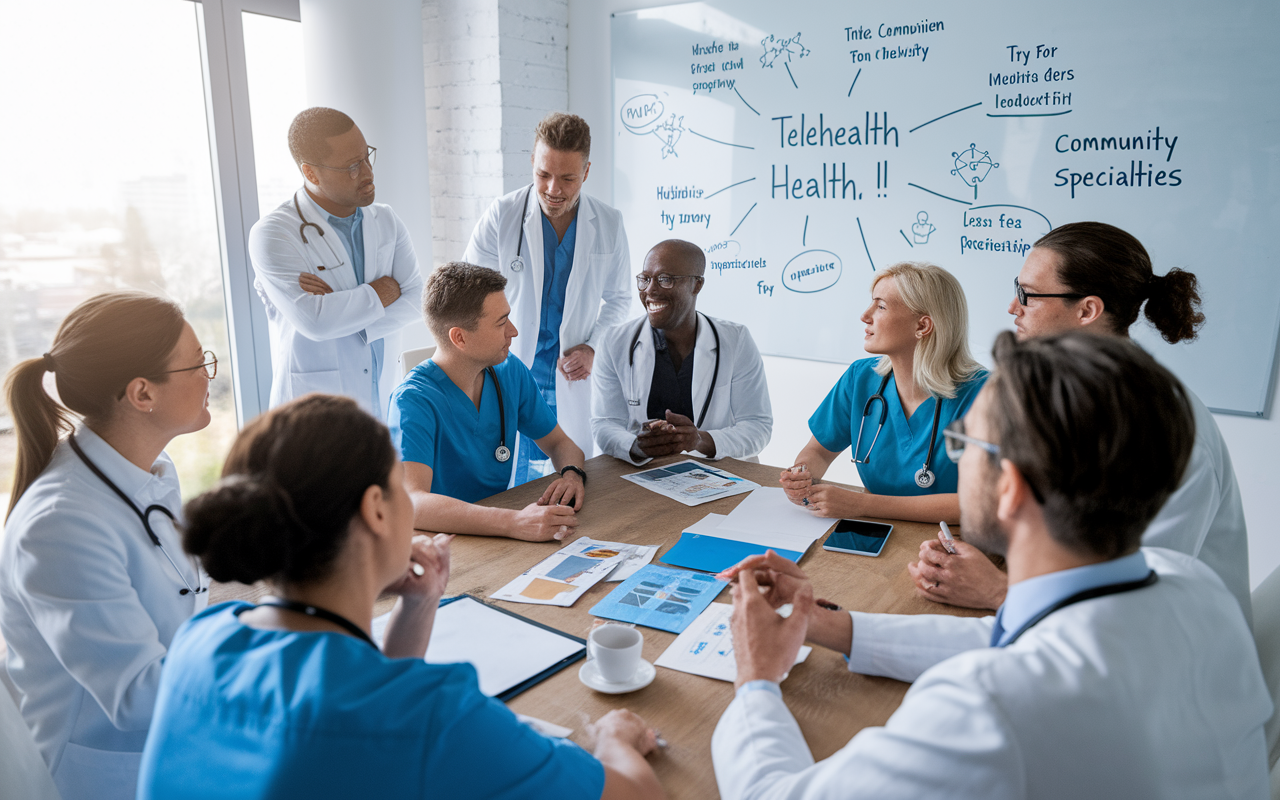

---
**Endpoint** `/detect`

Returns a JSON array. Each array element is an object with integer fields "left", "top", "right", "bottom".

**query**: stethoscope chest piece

[
  {"left": 495, "top": 445, "right": 512, "bottom": 463},
  {"left": 510, "top": 256, "right": 524, "bottom": 273},
  {"left": 914, "top": 467, "right": 936, "bottom": 489}
]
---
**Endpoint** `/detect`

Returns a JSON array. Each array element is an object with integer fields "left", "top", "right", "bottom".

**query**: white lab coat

[
  {"left": 591, "top": 313, "right": 773, "bottom": 464},
  {"left": 248, "top": 189, "right": 424, "bottom": 419},
  {"left": 0, "top": 427, "right": 207, "bottom": 800},
  {"left": 1143, "top": 387, "right": 1251, "bottom": 625},
  {"left": 711, "top": 547, "right": 1271, "bottom": 800},
  {"left": 463, "top": 186, "right": 632, "bottom": 457}
]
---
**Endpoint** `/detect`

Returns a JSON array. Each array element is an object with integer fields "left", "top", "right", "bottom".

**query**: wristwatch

[{"left": 560, "top": 464, "right": 588, "bottom": 484}]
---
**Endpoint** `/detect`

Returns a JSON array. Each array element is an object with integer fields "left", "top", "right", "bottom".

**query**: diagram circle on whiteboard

[{"left": 781, "top": 250, "right": 842, "bottom": 294}]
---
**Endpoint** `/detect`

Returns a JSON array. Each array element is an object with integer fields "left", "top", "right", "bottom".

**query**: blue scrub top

[
  {"left": 808, "top": 358, "right": 988, "bottom": 496},
  {"left": 138, "top": 602, "right": 605, "bottom": 800},
  {"left": 388, "top": 354, "right": 558, "bottom": 503},
  {"left": 328, "top": 206, "right": 384, "bottom": 412}
]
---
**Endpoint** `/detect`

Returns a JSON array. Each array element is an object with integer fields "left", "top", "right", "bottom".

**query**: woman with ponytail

[
  {"left": 911, "top": 221, "right": 1252, "bottom": 629},
  {"left": 138, "top": 394, "right": 667, "bottom": 800},
  {"left": 0, "top": 291, "right": 215, "bottom": 800}
]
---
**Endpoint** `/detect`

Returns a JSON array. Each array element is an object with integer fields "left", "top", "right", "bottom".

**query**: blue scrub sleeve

[
  {"left": 425, "top": 674, "right": 605, "bottom": 799},
  {"left": 513, "top": 362, "right": 559, "bottom": 441},
  {"left": 808, "top": 362, "right": 861, "bottom": 454},
  {"left": 388, "top": 384, "right": 439, "bottom": 470}
]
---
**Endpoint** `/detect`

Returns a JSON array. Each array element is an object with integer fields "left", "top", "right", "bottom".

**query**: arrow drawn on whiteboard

[
  {"left": 900, "top": 230, "right": 914, "bottom": 249},
  {"left": 733, "top": 87, "right": 760, "bottom": 116},
  {"left": 688, "top": 129, "right": 755, "bottom": 150},
  {"left": 802, "top": 215, "right": 809, "bottom": 247},
  {"left": 703, "top": 177, "right": 756, "bottom": 200},
  {"left": 907, "top": 182, "right": 972, "bottom": 206},
  {"left": 908, "top": 102, "right": 983, "bottom": 134},
  {"left": 847, "top": 69, "right": 862, "bottom": 97},
  {"left": 785, "top": 62, "right": 799, "bottom": 89},
  {"left": 857, "top": 218, "right": 875, "bottom": 272},
  {"left": 730, "top": 203, "right": 757, "bottom": 236}
]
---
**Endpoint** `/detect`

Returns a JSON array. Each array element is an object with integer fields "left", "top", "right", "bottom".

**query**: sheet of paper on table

[
  {"left": 655, "top": 602, "right": 811, "bottom": 683},
  {"left": 372, "top": 596, "right": 585, "bottom": 699},
  {"left": 491, "top": 537, "right": 629, "bottom": 606},
  {"left": 590, "top": 564, "right": 727, "bottom": 634},
  {"left": 602, "top": 541, "right": 660, "bottom": 582},
  {"left": 660, "top": 490, "right": 836, "bottom": 573},
  {"left": 620, "top": 459, "right": 759, "bottom": 506}
]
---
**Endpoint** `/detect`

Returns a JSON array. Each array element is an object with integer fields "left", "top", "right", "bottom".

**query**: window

[{"left": 0, "top": 0, "right": 235, "bottom": 507}]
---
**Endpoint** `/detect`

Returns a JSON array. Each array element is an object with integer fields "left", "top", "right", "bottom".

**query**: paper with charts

[
  {"left": 491, "top": 538, "right": 631, "bottom": 606},
  {"left": 621, "top": 459, "right": 759, "bottom": 506},
  {"left": 656, "top": 602, "right": 811, "bottom": 683},
  {"left": 590, "top": 564, "right": 727, "bottom": 634}
]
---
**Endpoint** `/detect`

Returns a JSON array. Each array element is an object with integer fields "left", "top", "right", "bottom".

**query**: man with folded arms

[
  {"left": 712, "top": 331, "right": 1270, "bottom": 799},
  {"left": 388, "top": 262, "right": 587, "bottom": 542},
  {"left": 591, "top": 239, "right": 771, "bottom": 464}
]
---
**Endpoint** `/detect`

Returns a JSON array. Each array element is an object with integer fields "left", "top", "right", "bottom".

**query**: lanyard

[
  {"left": 1001, "top": 570, "right": 1159, "bottom": 646},
  {"left": 256, "top": 597, "right": 378, "bottom": 651}
]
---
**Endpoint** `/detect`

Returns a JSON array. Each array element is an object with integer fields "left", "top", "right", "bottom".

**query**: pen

[
  {"left": 815, "top": 600, "right": 842, "bottom": 611},
  {"left": 938, "top": 521, "right": 958, "bottom": 555},
  {"left": 789, "top": 464, "right": 810, "bottom": 507}
]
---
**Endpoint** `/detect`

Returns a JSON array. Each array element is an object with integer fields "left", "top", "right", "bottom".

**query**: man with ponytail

[
  {"left": 912, "top": 221, "right": 1252, "bottom": 625},
  {"left": 1, "top": 292, "right": 215, "bottom": 800}
]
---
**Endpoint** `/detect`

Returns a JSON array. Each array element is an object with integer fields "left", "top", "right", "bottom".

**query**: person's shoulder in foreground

[{"left": 139, "top": 601, "right": 605, "bottom": 800}]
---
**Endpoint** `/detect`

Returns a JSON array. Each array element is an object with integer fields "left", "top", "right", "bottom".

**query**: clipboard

[{"left": 429, "top": 595, "right": 586, "bottom": 702}]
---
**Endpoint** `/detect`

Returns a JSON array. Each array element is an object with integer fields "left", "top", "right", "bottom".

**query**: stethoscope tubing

[
  {"left": 67, "top": 433, "right": 205, "bottom": 596},
  {"left": 486, "top": 365, "right": 510, "bottom": 462},
  {"left": 853, "top": 371, "right": 942, "bottom": 488},
  {"left": 293, "top": 190, "right": 347, "bottom": 272},
  {"left": 510, "top": 184, "right": 535, "bottom": 272},
  {"left": 627, "top": 313, "right": 720, "bottom": 429}
]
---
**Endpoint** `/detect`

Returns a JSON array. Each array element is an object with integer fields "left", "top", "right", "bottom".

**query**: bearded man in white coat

[
  {"left": 712, "top": 331, "right": 1271, "bottom": 800},
  {"left": 248, "top": 107, "right": 423, "bottom": 419},
  {"left": 592, "top": 239, "right": 772, "bottom": 464},
  {"left": 463, "top": 112, "right": 631, "bottom": 483}
]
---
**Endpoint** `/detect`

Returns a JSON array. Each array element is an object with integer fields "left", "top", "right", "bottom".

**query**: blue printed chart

[{"left": 611, "top": 0, "right": 1280, "bottom": 415}]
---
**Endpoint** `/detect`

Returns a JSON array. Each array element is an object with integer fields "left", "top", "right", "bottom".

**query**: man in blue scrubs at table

[{"left": 389, "top": 262, "right": 589, "bottom": 541}]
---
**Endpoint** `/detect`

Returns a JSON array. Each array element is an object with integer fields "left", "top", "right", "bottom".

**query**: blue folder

[{"left": 659, "top": 532, "right": 805, "bottom": 574}]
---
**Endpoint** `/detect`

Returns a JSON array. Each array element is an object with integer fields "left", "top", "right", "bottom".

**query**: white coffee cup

[{"left": 588, "top": 624, "right": 644, "bottom": 683}]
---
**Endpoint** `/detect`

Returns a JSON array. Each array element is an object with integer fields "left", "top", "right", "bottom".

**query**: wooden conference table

[{"left": 212, "top": 455, "right": 985, "bottom": 799}]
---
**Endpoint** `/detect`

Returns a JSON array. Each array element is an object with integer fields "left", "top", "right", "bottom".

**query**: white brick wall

[{"left": 422, "top": 0, "right": 569, "bottom": 264}]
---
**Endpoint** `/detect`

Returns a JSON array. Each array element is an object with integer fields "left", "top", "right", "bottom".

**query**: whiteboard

[{"left": 611, "top": 0, "right": 1280, "bottom": 416}]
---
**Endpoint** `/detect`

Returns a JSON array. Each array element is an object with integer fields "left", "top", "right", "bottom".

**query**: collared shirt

[
  {"left": 990, "top": 550, "right": 1151, "bottom": 647},
  {"left": 138, "top": 602, "right": 605, "bottom": 799},
  {"left": 0, "top": 425, "right": 205, "bottom": 800},
  {"left": 388, "top": 354, "right": 558, "bottom": 503},
  {"left": 646, "top": 326, "right": 695, "bottom": 421},
  {"left": 328, "top": 206, "right": 384, "bottom": 412},
  {"left": 808, "top": 358, "right": 987, "bottom": 496}
]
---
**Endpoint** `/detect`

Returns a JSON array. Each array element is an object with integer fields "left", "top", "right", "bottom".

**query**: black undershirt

[{"left": 647, "top": 327, "right": 695, "bottom": 421}]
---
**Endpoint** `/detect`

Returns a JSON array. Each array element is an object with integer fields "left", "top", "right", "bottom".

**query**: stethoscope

[
  {"left": 293, "top": 191, "right": 347, "bottom": 272},
  {"left": 853, "top": 371, "right": 943, "bottom": 489},
  {"left": 67, "top": 433, "right": 206, "bottom": 597},
  {"left": 486, "top": 365, "right": 511, "bottom": 462},
  {"left": 626, "top": 313, "right": 720, "bottom": 429},
  {"left": 508, "top": 184, "right": 534, "bottom": 273}
]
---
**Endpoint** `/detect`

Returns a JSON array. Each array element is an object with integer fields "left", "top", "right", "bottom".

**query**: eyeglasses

[
  {"left": 151, "top": 350, "right": 218, "bottom": 380},
  {"left": 943, "top": 419, "right": 1000, "bottom": 463},
  {"left": 1014, "top": 276, "right": 1083, "bottom": 306},
  {"left": 305, "top": 146, "right": 377, "bottom": 179},
  {"left": 636, "top": 273, "right": 703, "bottom": 290}
]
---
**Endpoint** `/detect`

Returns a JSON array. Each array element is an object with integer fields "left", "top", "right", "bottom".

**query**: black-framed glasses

[
  {"left": 305, "top": 146, "right": 376, "bottom": 179},
  {"left": 943, "top": 419, "right": 1000, "bottom": 463},
  {"left": 636, "top": 273, "right": 703, "bottom": 290},
  {"left": 1014, "top": 276, "right": 1084, "bottom": 306},
  {"left": 151, "top": 350, "right": 217, "bottom": 380}
]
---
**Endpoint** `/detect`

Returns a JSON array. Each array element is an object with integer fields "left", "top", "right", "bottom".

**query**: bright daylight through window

[{"left": 0, "top": 0, "right": 234, "bottom": 510}]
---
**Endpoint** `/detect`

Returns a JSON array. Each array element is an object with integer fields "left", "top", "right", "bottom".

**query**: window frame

[{"left": 194, "top": 0, "right": 300, "bottom": 426}]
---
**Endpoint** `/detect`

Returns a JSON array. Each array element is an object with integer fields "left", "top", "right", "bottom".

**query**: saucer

[{"left": 578, "top": 658, "right": 656, "bottom": 694}]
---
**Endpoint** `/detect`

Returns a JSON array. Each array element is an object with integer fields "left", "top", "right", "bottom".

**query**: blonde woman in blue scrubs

[{"left": 781, "top": 263, "right": 986, "bottom": 524}]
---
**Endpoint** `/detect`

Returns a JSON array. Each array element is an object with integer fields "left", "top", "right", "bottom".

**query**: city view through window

[{"left": 0, "top": 0, "right": 236, "bottom": 513}]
